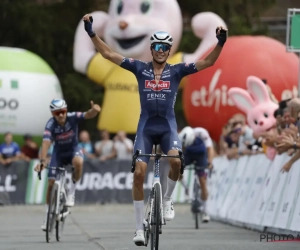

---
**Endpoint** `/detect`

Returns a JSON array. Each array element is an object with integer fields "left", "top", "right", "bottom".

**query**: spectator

[
  {"left": 283, "top": 108, "right": 293, "bottom": 128},
  {"left": 225, "top": 121, "right": 256, "bottom": 159},
  {"left": 114, "top": 131, "right": 133, "bottom": 160},
  {"left": 78, "top": 130, "right": 95, "bottom": 160},
  {"left": 20, "top": 134, "right": 39, "bottom": 161},
  {"left": 94, "top": 129, "right": 116, "bottom": 161},
  {"left": 0, "top": 132, "right": 21, "bottom": 165},
  {"left": 276, "top": 98, "right": 300, "bottom": 172}
]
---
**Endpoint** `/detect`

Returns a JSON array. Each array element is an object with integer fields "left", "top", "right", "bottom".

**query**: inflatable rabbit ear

[
  {"left": 246, "top": 76, "right": 270, "bottom": 104},
  {"left": 228, "top": 87, "right": 256, "bottom": 114}
]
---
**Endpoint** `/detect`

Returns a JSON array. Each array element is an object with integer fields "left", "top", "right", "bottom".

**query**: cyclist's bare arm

[
  {"left": 34, "top": 140, "right": 51, "bottom": 172},
  {"left": 83, "top": 14, "right": 124, "bottom": 66},
  {"left": 195, "top": 44, "right": 222, "bottom": 71},
  {"left": 195, "top": 26, "right": 226, "bottom": 71},
  {"left": 39, "top": 140, "right": 51, "bottom": 164}
]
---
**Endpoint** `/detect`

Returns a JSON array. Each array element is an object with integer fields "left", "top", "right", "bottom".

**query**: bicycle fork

[{"left": 54, "top": 178, "right": 70, "bottom": 221}]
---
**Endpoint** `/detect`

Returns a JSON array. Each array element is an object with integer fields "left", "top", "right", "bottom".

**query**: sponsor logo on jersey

[
  {"left": 56, "top": 130, "right": 74, "bottom": 140},
  {"left": 145, "top": 80, "right": 170, "bottom": 91},
  {"left": 147, "top": 93, "right": 166, "bottom": 100},
  {"left": 43, "top": 130, "right": 51, "bottom": 136}
]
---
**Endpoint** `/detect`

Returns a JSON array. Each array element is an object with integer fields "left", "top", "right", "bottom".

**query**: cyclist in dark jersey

[
  {"left": 34, "top": 98, "right": 100, "bottom": 231},
  {"left": 82, "top": 13, "right": 227, "bottom": 246}
]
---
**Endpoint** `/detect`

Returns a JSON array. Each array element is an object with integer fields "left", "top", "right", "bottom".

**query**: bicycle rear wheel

[
  {"left": 151, "top": 183, "right": 161, "bottom": 250},
  {"left": 192, "top": 177, "right": 200, "bottom": 230},
  {"left": 46, "top": 184, "right": 57, "bottom": 243},
  {"left": 195, "top": 212, "right": 199, "bottom": 229}
]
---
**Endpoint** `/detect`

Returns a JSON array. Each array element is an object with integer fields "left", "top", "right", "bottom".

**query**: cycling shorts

[{"left": 133, "top": 116, "right": 182, "bottom": 164}]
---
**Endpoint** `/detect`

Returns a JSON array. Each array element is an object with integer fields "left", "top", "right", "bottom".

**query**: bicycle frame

[
  {"left": 53, "top": 166, "right": 70, "bottom": 221},
  {"left": 149, "top": 152, "right": 165, "bottom": 228}
]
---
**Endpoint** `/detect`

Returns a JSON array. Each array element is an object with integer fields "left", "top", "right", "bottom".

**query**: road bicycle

[
  {"left": 38, "top": 164, "right": 71, "bottom": 243},
  {"left": 131, "top": 144, "right": 185, "bottom": 250}
]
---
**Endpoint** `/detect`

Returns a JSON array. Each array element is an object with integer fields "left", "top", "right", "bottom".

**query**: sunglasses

[
  {"left": 52, "top": 109, "right": 67, "bottom": 116},
  {"left": 151, "top": 43, "right": 171, "bottom": 52},
  {"left": 233, "top": 128, "right": 242, "bottom": 133}
]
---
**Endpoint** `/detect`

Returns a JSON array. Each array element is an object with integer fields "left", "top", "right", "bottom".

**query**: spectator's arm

[
  {"left": 226, "top": 147, "right": 239, "bottom": 160},
  {"left": 0, "top": 153, "right": 5, "bottom": 165},
  {"left": 94, "top": 142, "right": 103, "bottom": 156},
  {"left": 107, "top": 145, "right": 117, "bottom": 160},
  {"left": 124, "top": 139, "right": 133, "bottom": 153},
  {"left": 7, "top": 144, "right": 22, "bottom": 163},
  {"left": 101, "top": 145, "right": 117, "bottom": 161},
  {"left": 281, "top": 150, "right": 300, "bottom": 172},
  {"left": 19, "top": 152, "right": 31, "bottom": 162},
  {"left": 83, "top": 150, "right": 95, "bottom": 159}
]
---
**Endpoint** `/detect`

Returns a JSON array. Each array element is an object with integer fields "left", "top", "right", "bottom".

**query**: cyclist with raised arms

[
  {"left": 34, "top": 98, "right": 101, "bottom": 231},
  {"left": 82, "top": 14, "right": 227, "bottom": 246}
]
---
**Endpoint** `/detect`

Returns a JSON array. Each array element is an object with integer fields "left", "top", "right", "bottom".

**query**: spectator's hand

[
  {"left": 276, "top": 134, "right": 294, "bottom": 152},
  {"left": 99, "top": 155, "right": 107, "bottom": 161},
  {"left": 27, "top": 141, "right": 37, "bottom": 149},
  {"left": 287, "top": 148, "right": 295, "bottom": 156},
  {"left": 283, "top": 127, "right": 298, "bottom": 138},
  {"left": 5, "top": 158, "right": 12, "bottom": 164},
  {"left": 264, "top": 134, "right": 277, "bottom": 146},
  {"left": 281, "top": 161, "right": 293, "bottom": 173}
]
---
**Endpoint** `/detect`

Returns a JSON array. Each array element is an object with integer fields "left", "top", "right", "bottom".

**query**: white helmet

[
  {"left": 49, "top": 98, "right": 67, "bottom": 112},
  {"left": 150, "top": 31, "right": 173, "bottom": 46},
  {"left": 178, "top": 126, "right": 195, "bottom": 147}
]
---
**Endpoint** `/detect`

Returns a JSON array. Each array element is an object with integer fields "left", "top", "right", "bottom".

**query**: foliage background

[{"left": 0, "top": 0, "right": 276, "bottom": 141}]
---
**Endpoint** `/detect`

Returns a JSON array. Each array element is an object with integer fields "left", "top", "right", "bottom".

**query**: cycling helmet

[
  {"left": 49, "top": 98, "right": 67, "bottom": 112},
  {"left": 178, "top": 126, "right": 195, "bottom": 147},
  {"left": 150, "top": 31, "right": 173, "bottom": 46}
]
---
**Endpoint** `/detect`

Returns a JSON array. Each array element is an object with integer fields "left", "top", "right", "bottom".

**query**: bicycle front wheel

[
  {"left": 56, "top": 193, "right": 67, "bottom": 241},
  {"left": 46, "top": 184, "right": 58, "bottom": 243},
  {"left": 151, "top": 183, "right": 161, "bottom": 250}
]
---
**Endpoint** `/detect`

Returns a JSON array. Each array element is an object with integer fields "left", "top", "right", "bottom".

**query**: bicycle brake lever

[
  {"left": 131, "top": 150, "right": 140, "bottom": 173},
  {"left": 178, "top": 151, "right": 185, "bottom": 174},
  {"left": 37, "top": 171, "right": 41, "bottom": 180}
]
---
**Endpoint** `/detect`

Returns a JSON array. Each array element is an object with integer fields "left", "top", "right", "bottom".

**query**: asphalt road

[{"left": 0, "top": 204, "right": 299, "bottom": 250}]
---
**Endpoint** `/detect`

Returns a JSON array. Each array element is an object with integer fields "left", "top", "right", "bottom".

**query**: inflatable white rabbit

[
  {"left": 73, "top": 0, "right": 227, "bottom": 134},
  {"left": 228, "top": 76, "right": 279, "bottom": 134}
]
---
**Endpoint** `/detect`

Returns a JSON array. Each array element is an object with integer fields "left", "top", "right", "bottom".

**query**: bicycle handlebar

[
  {"left": 131, "top": 150, "right": 185, "bottom": 174},
  {"left": 37, "top": 165, "right": 68, "bottom": 181}
]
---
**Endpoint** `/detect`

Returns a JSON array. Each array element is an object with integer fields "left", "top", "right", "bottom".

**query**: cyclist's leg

[
  {"left": 196, "top": 164, "right": 210, "bottom": 222},
  {"left": 160, "top": 119, "right": 182, "bottom": 221},
  {"left": 132, "top": 120, "right": 152, "bottom": 244},
  {"left": 41, "top": 154, "right": 57, "bottom": 230},
  {"left": 179, "top": 153, "right": 193, "bottom": 198},
  {"left": 66, "top": 148, "right": 84, "bottom": 207}
]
